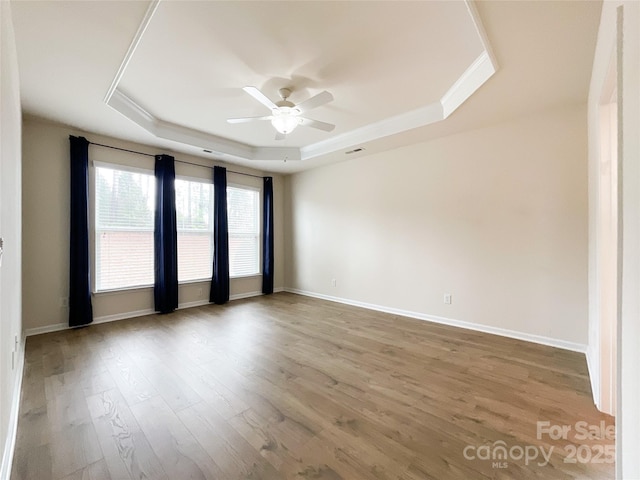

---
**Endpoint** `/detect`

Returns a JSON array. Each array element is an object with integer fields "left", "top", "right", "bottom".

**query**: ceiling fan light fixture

[
  {"left": 228, "top": 86, "right": 334, "bottom": 136},
  {"left": 271, "top": 107, "right": 301, "bottom": 134}
]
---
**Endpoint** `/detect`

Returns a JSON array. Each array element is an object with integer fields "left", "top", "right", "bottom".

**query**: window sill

[
  {"left": 93, "top": 275, "right": 262, "bottom": 295},
  {"left": 178, "top": 279, "right": 211, "bottom": 285},
  {"left": 230, "top": 273, "right": 262, "bottom": 280},
  {"left": 93, "top": 285, "right": 153, "bottom": 296}
]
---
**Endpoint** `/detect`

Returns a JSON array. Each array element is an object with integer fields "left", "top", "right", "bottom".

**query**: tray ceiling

[{"left": 10, "top": 1, "right": 602, "bottom": 173}]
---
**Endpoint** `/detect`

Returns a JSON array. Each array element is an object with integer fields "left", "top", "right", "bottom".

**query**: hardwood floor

[{"left": 12, "top": 293, "right": 614, "bottom": 479}]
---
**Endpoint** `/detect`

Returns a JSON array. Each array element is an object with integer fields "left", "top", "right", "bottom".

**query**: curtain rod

[{"left": 88, "top": 141, "right": 267, "bottom": 179}]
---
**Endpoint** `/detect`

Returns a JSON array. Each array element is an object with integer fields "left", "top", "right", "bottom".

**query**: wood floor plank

[
  {"left": 11, "top": 444, "right": 52, "bottom": 480},
  {"left": 58, "top": 458, "right": 111, "bottom": 480},
  {"left": 115, "top": 331, "right": 203, "bottom": 413},
  {"left": 129, "top": 396, "right": 226, "bottom": 479},
  {"left": 49, "top": 421, "right": 103, "bottom": 479},
  {"left": 227, "top": 407, "right": 305, "bottom": 471},
  {"left": 86, "top": 388, "right": 168, "bottom": 480},
  {"left": 12, "top": 293, "right": 614, "bottom": 480},
  {"left": 178, "top": 401, "right": 283, "bottom": 479},
  {"left": 160, "top": 353, "right": 251, "bottom": 419},
  {"left": 97, "top": 343, "right": 158, "bottom": 406}
]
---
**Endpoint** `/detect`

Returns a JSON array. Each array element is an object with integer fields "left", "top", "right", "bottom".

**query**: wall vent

[{"left": 345, "top": 147, "right": 365, "bottom": 154}]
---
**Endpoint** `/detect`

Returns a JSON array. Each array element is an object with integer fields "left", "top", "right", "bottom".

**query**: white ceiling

[{"left": 11, "top": 0, "right": 601, "bottom": 174}]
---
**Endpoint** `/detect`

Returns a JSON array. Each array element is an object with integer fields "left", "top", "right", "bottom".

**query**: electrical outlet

[
  {"left": 331, "top": 278, "right": 337, "bottom": 287},
  {"left": 60, "top": 297, "right": 68, "bottom": 308},
  {"left": 444, "top": 294, "right": 452, "bottom": 305}
]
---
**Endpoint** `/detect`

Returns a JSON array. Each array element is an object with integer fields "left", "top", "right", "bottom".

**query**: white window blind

[
  {"left": 95, "top": 165, "right": 155, "bottom": 291},
  {"left": 176, "top": 178, "right": 213, "bottom": 282},
  {"left": 227, "top": 186, "right": 260, "bottom": 277}
]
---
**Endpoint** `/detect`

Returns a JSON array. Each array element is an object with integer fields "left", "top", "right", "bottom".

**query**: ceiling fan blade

[
  {"left": 295, "top": 91, "right": 333, "bottom": 113},
  {"left": 274, "top": 132, "right": 286, "bottom": 141},
  {"left": 227, "top": 116, "right": 272, "bottom": 124},
  {"left": 300, "top": 117, "right": 335, "bottom": 132},
  {"left": 242, "top": 86, "right": 278, "bottom": 111}
]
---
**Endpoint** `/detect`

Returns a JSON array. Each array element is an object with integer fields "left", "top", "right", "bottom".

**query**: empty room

[{"left": 1, "top": 0, "right": 639, "bottom": 479}]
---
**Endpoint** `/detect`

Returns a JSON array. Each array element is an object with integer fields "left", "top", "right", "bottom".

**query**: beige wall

[
  {"left": 286, "top": 104, "right": 589, "bottom": 346},
  {"left": 22, "top": 117, "right": 285, "bottom": 333},
  {"left": 0, "top": 1, "right": 23, "bottom": 476}
]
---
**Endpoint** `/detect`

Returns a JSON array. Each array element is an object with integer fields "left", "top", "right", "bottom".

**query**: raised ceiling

[{"left": 11, "top": 1, "right": 602, "bottom": 173}]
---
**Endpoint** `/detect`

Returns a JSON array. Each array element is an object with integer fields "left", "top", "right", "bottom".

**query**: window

[
  {"left": 95, "top": 165, "right": 155, "bottom": 291},
  {"left": 227, "top": 185, "right": 260, "bottom": 277},
  {"left": 94, "top": 166, "right": 260, "bottom": 290},
  {"left": 176, "top": 178, "right": 213, "bottom": 282}
]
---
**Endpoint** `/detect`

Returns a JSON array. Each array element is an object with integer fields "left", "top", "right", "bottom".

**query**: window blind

[
  {"left": 95, "top": 165, "right": 155, "bottom": 291},
  {"left": 227, "top": 186, "right": 260, "bottom": 277},
  {"left": 175, "top": 178, "right": 214, "bottom": 282}
]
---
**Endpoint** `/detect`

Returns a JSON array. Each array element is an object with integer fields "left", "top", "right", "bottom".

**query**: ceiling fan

[{"left": 227, "top": 86, "right": 335, "bottom": 139}]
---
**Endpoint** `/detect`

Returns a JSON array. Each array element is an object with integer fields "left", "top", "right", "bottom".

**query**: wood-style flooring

[{"left": 11, "top": 292, "right": 614, "bottom": 479}]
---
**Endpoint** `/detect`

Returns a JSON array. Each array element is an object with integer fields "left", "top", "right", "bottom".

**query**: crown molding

[
  {"left": 104, "top": 0, "right": 161, "bottom": 104},
  {"left": 440, "top": 51, "right": 495, "bottom": 118},
  {"left": 105, "top": 0, "right": 497, "bottom": 163},
  {"left": 108, "top": 89, "right": 301, "bottom": 162},
  {"left": 300, "top": 101, "right": 444, "bottom": 161}
]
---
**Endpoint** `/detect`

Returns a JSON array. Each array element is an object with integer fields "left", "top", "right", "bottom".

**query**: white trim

[
  {"left": 93, "top": 160, "right": 154, "bottom": 177},
  {"left": 284, "top": 288, "right": 588, "bottom": 353},
  {"left": 230, "top": 273, "right": 261, "bottom": 280},
  {"left": 178, "top": 299, "right": 210, "bottom": 309},
  {"left": 175, "top": 173, "right": 213, "bottom": 185},
  {"left": 108, "top": 89, "right": 157, "bottom": 131},
  {"left": 440, "top": 51, "right": 496, "bottom": 118},
  {"left": 93, "top": 308, "right": 155, "bottom": 325},
  {"left": 103, "top": 0, "right": 162, "bottom": 103},
  {"left": 586, "top": 345, "right": 601, "bottom": 409},
  {"left": 24, "top": 323, "right": 68, "bottom": 337},
  {"left": 23, "top": 289, "right": 286, "bottom": 337},
  {"left": 465, "top": 0, "right": 498, "bottom": 70},
  {"left": 23, "top": 308, "right": 156, "bottom": 337},
  {"left": 229, "top": 288, "right": 284, "bottom": 300},
  {"left": 0, "top": 335, "right": 25, "bottom": 480},
  {"left": 230, "top": 291, "right": 263, "bottom": 301},
  {"left": 300, "top": 101, "right": 444, "bottom": 161},
  {"left": 103, "top": 0, "right": 497, "bottom": 164}
]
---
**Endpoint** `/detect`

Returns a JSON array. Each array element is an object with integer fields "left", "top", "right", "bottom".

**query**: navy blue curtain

[
  {"left": 69, "top": 136, "right": 93, "bottom": 327},
  {"left": 154, "top": 155, "right": 178, "bottom": 314},
  {"left": 262, "top": 177, "right": 274, "bottom": 294},
  {"left": 210, "top": 166, "right": 229, "bottom": 304}
]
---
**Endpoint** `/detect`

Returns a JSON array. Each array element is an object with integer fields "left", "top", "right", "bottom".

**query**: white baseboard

[
  {"left": 284, "top": 288, "right": 588, "bottom": 353},
  {"left": 230, "top": 287, "right": 284, "bottom": 301},
  {"left": 24, "top": 288, "right": 285, "bottom": 337},
  {"left": 24, "top": 322, "right": 68, "bottom": 337},
  {"left": 23, "top": 308, "right": 156, "bottom": 337},
  {"left": 94, "top": 308, "right": 156, "bottom": 325},
  {"left": 230, "top": 291, "right": 263, "bottom": 301},
  {"left": 178, "top": 299, "right": 210, "bottom": 309},
  {"left": 586, "top": 345, "right": 601, "bottom": 410},
  {"left": 0, "top": 335, "right": 25, "bottom": 480}
]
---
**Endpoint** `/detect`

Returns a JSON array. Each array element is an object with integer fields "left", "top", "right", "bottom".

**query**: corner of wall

[
  {"left": 0, "top": 1, "right": 24, "bottom": 478},
  {"left": 282, "top": 174, "right": 293, "bottom": 289}
]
